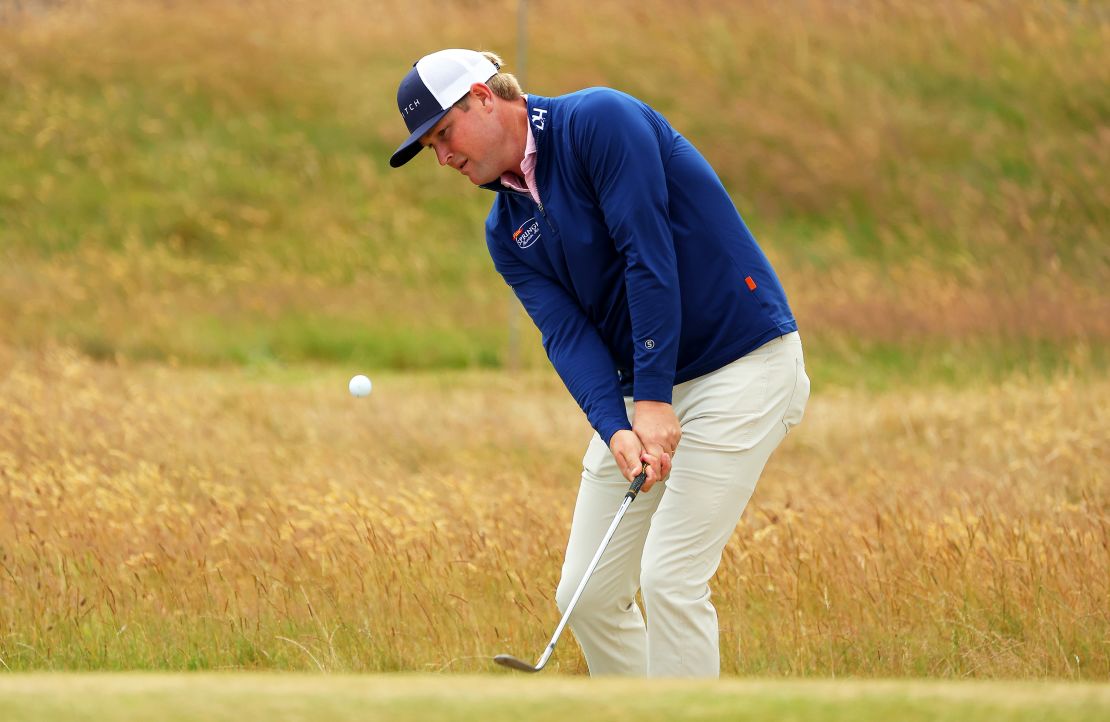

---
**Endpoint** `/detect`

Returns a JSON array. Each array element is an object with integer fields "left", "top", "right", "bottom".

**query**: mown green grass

[
  {"left": 812, "top": 337, "right": 1108, "bottom": 391},
  {"left": 0, "top": 675, "right": 1108, "bottom": 722}
]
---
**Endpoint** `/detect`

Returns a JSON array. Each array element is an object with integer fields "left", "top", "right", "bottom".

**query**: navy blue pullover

[{"left": 483, "top": 88, "right": 797, "bottom": 445}]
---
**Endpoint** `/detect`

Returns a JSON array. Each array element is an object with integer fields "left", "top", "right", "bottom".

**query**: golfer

[{"left": 390, "top": 49, "right": 809, "bottom": 677}]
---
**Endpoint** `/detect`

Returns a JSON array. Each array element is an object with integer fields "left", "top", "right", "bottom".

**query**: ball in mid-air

[{"left": 348, "top": 374, "right": 372, "bottom": 398}]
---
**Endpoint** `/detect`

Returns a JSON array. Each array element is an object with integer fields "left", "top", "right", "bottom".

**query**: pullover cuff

[{"left": 632, "top": 372, "right": 675, "bottom": 404}]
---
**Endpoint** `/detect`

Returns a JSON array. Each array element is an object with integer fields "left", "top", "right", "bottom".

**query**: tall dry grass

[{"left": 0, "top": 344, "right": 1106, "bottom": 676}]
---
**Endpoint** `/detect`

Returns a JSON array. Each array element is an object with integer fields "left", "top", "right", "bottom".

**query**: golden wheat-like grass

[{"left": 0, "top": 345, "right": 1106, "bottom": 676}]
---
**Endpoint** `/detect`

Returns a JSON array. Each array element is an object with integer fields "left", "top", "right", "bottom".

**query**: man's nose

[{"left": 434, "top": 145, "right": 451, "bottom": 166}]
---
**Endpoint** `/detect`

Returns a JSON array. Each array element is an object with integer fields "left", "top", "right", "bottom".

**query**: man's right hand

[{"left": 609, "top": 429, "right": 670, "bottom": 493}]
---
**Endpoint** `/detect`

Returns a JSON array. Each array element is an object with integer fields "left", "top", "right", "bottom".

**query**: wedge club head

[{"left": 493, "top": 653, "right": 542, "bottom": 673}]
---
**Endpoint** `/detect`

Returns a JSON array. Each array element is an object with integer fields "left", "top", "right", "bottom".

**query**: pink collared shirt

[{"left": 499, "top": 97, "right": 541, "bottom": 205}]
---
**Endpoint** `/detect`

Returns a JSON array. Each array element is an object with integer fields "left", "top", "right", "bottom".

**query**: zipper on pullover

[
  {"left": 536, "top": 199, "right": 559, "bottom": 236},
  {"left": 510, "top": 188, "right": 555, "bottom": 235}
]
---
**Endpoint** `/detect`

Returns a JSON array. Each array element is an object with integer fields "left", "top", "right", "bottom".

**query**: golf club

[{"left": 493, "top": 463, "right": 650, "bottom": 673}]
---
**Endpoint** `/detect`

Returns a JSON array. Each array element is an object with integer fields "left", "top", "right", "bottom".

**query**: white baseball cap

[{"left": 390, "top": 49, "right": 500, "bottom": 168}]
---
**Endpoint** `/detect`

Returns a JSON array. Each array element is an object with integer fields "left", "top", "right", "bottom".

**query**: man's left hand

[{"left": 633, "top": 400, "right": 681, "bottom": 490}]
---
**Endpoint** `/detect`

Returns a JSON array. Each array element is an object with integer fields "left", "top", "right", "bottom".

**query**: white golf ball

[{"left": 348, "top": 374, "right": 372, "bottom": 398}]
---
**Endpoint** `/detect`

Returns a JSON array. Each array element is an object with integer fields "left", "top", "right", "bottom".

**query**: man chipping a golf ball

[{"left": 389, "top": 49, "right": 809, "bottom": 677}]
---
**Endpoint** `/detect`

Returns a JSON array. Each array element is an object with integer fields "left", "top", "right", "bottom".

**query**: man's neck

[{"left": 506, "top": 97, "right": 530, "bottom": 178}]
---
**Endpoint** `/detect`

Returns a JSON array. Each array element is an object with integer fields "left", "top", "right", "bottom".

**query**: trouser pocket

[{"left": 781, "top": 355, "right": 810, "bottom": 434}]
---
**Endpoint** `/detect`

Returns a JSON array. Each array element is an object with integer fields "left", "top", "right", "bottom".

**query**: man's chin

[{"left": 468, "top": 171, "right": 496, "bottom": 186}]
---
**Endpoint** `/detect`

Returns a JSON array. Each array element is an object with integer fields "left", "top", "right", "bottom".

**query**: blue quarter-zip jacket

[{"left": 482, "top": 88, "right": 797, "bottom": 445}]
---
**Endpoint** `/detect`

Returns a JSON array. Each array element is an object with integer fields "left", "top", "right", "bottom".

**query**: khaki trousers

[{"left": 555, "top": 331, "right": 809, "bottom": 677}]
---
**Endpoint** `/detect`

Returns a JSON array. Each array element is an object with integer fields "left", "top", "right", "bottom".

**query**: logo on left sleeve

[
  {"left": 512, "top": 218, "right": 541, "bottom": 249},
  {"left": 531, "top": 107, "right": 547, "bottom": 131}
]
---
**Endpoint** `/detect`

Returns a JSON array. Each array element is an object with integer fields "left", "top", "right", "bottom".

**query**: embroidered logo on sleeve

[
  {"left": 531, "top": 107, "right": 547, "bottom": 132},
  {"left": 512, "top": 218, "right": 541, "bottom": 249}
]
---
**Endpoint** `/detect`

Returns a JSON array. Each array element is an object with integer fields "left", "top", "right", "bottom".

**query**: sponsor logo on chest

[{"left": 512, "top": 218, "right": 541, "bottom": 249}]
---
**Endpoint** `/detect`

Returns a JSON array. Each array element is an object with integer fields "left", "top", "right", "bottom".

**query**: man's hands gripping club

[{"left": 609, "top": 400, "right": 681, "bottom": 493}]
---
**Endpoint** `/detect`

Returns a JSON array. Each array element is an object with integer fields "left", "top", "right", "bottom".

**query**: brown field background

[
  {"left": 1, "top": 345, "right": 1106, "bottom": 676},
  {"left": 1, "top": 0, "right": 1107, "bottom": 371}
]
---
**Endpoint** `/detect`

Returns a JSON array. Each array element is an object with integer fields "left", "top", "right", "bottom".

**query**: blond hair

[
  {"left": 453, "top": 50, "right": 523, "bottom": 110},
  {"left": 479, "top": 51, "right": 524, "bottom": 100}
]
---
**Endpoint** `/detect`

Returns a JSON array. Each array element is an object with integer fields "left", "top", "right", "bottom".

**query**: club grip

[{"left": 626, "top": 464, "right": 649, "bottom": 500}]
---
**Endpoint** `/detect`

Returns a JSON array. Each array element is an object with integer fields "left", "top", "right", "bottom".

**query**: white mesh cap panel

[{"left": 415, "top": 49, "right": 499, "bottom": 108}]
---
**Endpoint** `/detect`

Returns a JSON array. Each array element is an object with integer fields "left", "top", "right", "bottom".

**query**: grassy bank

[{"left": 0, "top": 0, "right": 1106, "bottom": 380}]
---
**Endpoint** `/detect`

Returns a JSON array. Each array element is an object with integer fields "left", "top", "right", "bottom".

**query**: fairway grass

[{"left": 1, "top": 674, "right": 1108, "bottom": 722}]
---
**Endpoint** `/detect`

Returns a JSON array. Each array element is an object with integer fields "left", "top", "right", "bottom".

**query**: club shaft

[{"left": 532, "top": 487, "right": 638, "bottom": 670}]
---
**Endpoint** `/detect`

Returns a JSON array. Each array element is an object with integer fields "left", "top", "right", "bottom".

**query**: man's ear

[{"left": 470, "top": 82, "right": 495, "bottom": 110}]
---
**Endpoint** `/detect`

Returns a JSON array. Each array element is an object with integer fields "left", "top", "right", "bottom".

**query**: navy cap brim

[{"left": 389, "top": 107, "right": 450, "bottom": 168}]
